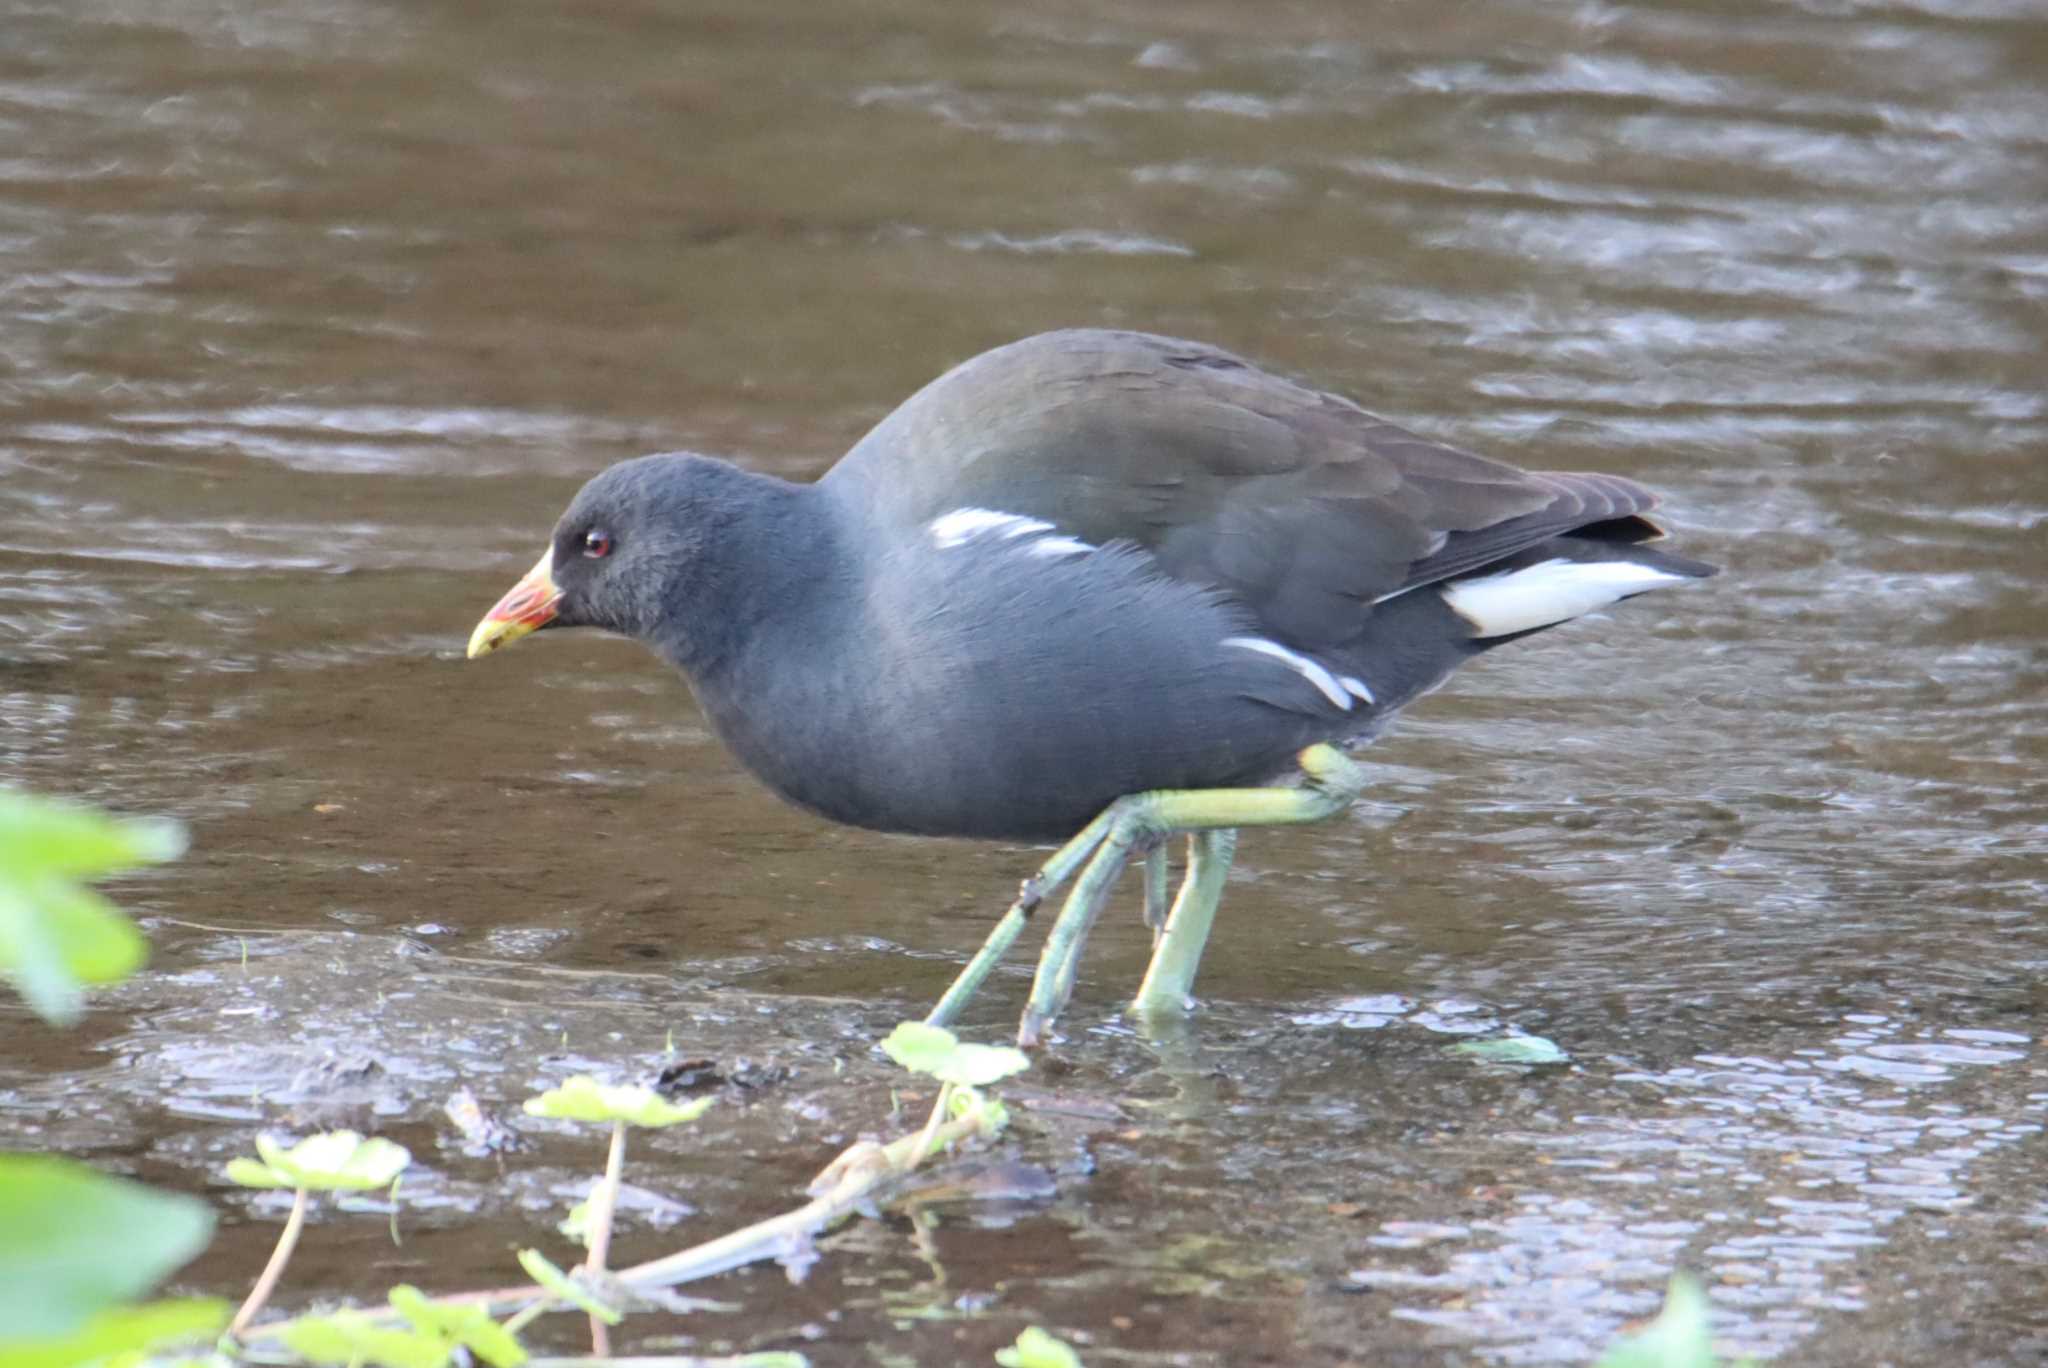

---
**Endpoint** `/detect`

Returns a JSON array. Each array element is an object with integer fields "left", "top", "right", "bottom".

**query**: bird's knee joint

[{"left": 1107, "top": 804, "right": 1163, "bottom": 847}]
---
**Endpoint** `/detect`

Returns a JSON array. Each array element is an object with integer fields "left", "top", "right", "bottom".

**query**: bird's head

[{"left": 466, "top": 453, "right": 729, "bottom": 659}]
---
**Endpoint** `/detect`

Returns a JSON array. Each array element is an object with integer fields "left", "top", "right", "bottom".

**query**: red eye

[{"left": 581, "top": 529, "right": 612, "bottom": 559}]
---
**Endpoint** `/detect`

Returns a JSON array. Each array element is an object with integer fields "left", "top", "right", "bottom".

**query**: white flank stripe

[
  {"left": 1440, "top": 558, "right": 1689, "bottom": 637},
  {"left": 929, "top": 508, "right": 1053, "bottom": 549},
  {"left": 1222, "top": 636, "right": 1353, "bottom": 710},
  {"left": 1026, "top": 535, "right": 1093, "bottom": 558},
  {"left": 1339, "top": 675, "right": 1376, "bottom": 704}
]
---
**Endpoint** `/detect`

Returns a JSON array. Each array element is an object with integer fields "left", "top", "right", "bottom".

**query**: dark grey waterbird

[{"left": 468, "top": 329, "right": 1714, "bottom": 1043}]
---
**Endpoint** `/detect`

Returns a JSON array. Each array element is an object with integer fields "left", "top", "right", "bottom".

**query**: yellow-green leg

[
  {"left": 925, "top": 743, "right": 1369, "bottom": 1044},
  {"left": 1140, "top": 838, "right": 1171, "bottom": 937},
  {"left": 923, "top": 805, "right": 1124, "bottom": 1029},
  {"left": 1029, "top": 830, "right": 1215, "bottom": 1029},
  {"left": 1131, "top": 828, "right": 1239, "bottom": 1016},
  {"left": 1016, "top": 805, "right": 1158, "bottom": 1045}
]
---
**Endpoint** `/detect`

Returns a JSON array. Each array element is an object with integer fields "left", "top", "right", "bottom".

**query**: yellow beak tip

[{"left": 466, "top": 616, "right": 531, "bottom": 659}]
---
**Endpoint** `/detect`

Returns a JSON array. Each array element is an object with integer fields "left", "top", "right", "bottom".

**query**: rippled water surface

[{"left": 3, "top": 1, "right": 2045, "bottom": 1363}]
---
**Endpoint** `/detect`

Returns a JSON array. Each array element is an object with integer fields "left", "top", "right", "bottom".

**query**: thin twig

[{"left": 228, "top": 1186, "right": 310, "bottom": 1337}]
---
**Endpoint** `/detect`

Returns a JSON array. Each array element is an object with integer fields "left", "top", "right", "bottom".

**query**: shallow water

[{"left": 3, "top": 0, "right": 2045, "bottom": 1362}]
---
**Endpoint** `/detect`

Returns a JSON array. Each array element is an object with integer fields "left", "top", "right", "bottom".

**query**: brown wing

[{"left": 825, "top": 329, "right": 1664, "bottom": 647}]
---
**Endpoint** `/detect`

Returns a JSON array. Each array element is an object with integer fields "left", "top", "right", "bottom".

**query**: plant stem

[
  {"left": 240, "top": 1088, "right": 1004, "bottom": 1341},
  {"left": 585, "top": 1119, "right": 629, "bottom": 1356},
  {"left": 228, "top": 1186, "right": 310, "bottom": 1338},
  {"left": 587, "top": 1119, "right": 628, "bottom": 1272},
  {"left": 907, "top": 1082, "right": 953, "bottom": 1171},
  {"left": 618, "top": 1100, "right": 992, "bottom": 1290}
]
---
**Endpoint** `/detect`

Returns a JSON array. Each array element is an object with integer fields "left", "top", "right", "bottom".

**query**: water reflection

[{"left": 1343, "top": 1010, "right": 2038, "bottom": 1360}]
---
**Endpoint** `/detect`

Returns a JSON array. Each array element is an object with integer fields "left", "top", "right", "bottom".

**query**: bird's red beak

[{"left": 467, "top": 548, "right": 561, "bottom": 658}]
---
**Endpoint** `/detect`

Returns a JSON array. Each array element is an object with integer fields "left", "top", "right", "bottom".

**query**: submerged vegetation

[{"left": 2, "top": 788, "right": 1743, "bottom": 1367}]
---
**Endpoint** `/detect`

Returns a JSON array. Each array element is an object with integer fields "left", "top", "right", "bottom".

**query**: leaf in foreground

[
  {"left": 224, "top": 1131, "right": 412, "bottom": 1191},
  {"left": 0, "top": 790, "right": 181, "bottom": 1024},
  {"left": 282, "top": 1312, "right": 450, "bottom": 1368},
  {"left": 881, "top": 1021, "right": 1031, "bottom": 1088},
  {"left": 995, "top": 1325, "right": 1085, "bottom": 1368},
  {"left": 0, "top": 1297, "right": 227, "bottom": 1367},
  {"left": 0, "top": 790, "right": 187, "bottom": 877},
  {"left": 1594, "top": 1275, "right": 1745, "bottom": 1368},
  {"left": 389, "top": 1284, "right": 526, "bottom": 1368},
  {"left": 0, "top": 1154, "right": 217, "bottom": 1341},
  {"left": 523, "top": 1074, "right": 715, "bottom": 1128},
  {"left": 516, "top": 1249, "right": 623, "bottom": 1325}
]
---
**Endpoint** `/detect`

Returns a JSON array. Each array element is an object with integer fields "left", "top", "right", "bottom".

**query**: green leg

[
  {"left": 924, "top": 805, "right": 1123, "bottom": 1028},
  {"left": 1130, "top": 828, "right": 1239, "bottom": 1017},
  {"left": 928, "top": 744, "right": 1369, "bottom": 1041},
  {"left": 1141, "top": 839, "right": 1171, "bottom": 939},
  {"left": 1014, "top": 744, "right": 1369, "bottom": 1044},
  {"left": 1016, "top": 811, "right": 1144, "bottom": 1045}
]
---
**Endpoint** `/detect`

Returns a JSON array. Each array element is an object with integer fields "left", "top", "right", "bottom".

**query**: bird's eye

[{"left": 581, "top": 529, "right": 613, "bottom": 559}]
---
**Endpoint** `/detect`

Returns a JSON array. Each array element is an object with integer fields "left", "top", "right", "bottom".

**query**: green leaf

[
  {"left": 515, "top": 1249, "right": 622, "bottom": 1326},
  {"left": 995, "top": 1325, "right": 1084, "bottom": 1368},
  {"left": 1452, "top": 1034, "right": 1570, "bottom": 1065},
  {"left": 556, "top": 1198, "right": 592, "bottom": 1246},
  {"left": 0, "top": 1297, "right": 228, "bottom": 1367},
  {"left": 388, "top": 1285, "right": 527, "bottom": 1368},
  {"left": 949, "top": 1084, "right": 1010, "bottom": 1135},
  {"left": 0, "top": 790, "right": 181, "bottom": 1024},
  {"left": 880, "top": 1022, "right": 1030, "bottom": 1088},
  {"left": 0, "top": 1155, "right": 216, "bottom": 1342},
  {"left": 0, "top": 790, "right": 186, "bottom": 879},
  {"left": 0, "top": 872, "right": 151, "bottom": 1027},
  {"left": 224, "top": 1131, "right": 411, "bottom": 1191},
  {"left": 522, "top": 1075, "right": 715, "bottom": 1128},
  {"left": 282, "top": 1311, "right": 451, "bottom": 1368},
  {"left": 1594, "top": 1276, "right": 1719, "bottom": 1368}
]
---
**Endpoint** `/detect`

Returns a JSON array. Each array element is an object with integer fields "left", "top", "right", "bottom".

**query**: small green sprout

[
  {"left": 881, "top": 1022, "right": 1029, "bottom": 1088},
  {"left": 949, "top": 1084, "right": 1008, "bottom": 1132},
  {"left": 878, "top": 1023, "right": 1029, "bottom": 1173},
  {"left": 223, "top": 1132, "right": 413, "bottom": 1338},
  {"left": 0, "top": 789, "right": 183, "bottom": 1024},
  {"left": 523, "top": 1075, "right": 713, "bottom": 1128},
  {"left": 522, "top": 1073, "right": 713, "bottom": 1352},
  {"left": 225, "top": 1132, "right": 413, "bottom": 1192},
  {"left": 996, "top": 1325, "right": 1085, "bottom": 1368},
  {"left": 515, "top": 1249, "right": 623, "bottom": 1326}
]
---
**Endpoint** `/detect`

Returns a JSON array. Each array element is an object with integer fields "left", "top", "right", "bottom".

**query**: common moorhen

[{"left": 468, "top": 329, "right": 1713, "bottom": 1043}]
